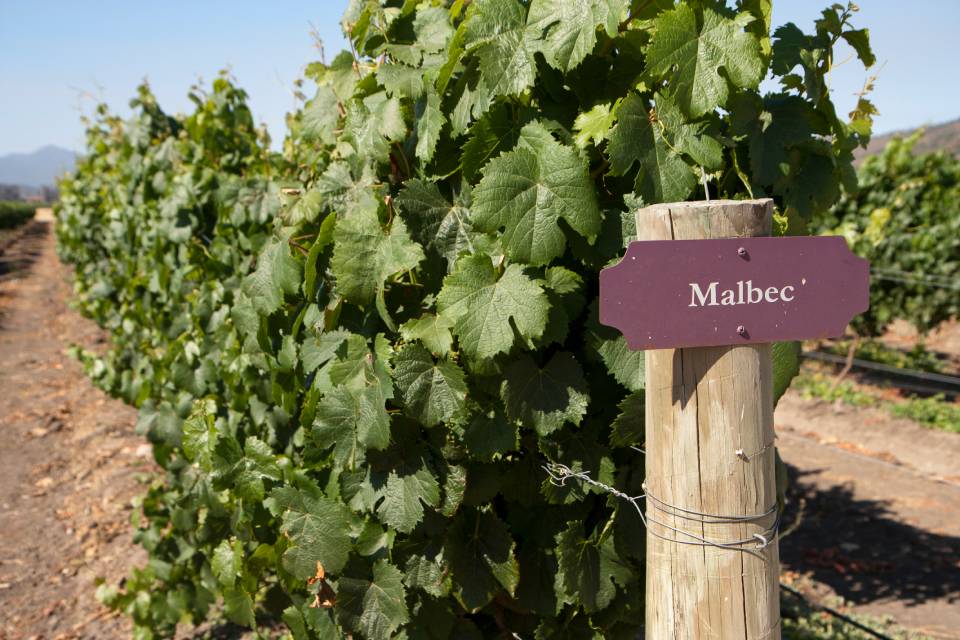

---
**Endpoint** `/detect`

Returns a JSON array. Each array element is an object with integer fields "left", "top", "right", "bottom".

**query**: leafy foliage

[
  {"left": 58, "top": 2, "right": 872, "bottom": 637},
  {"left": 814, "top": 133, "right": 960, "bottom": 335},
  {"left": 0, "top": 201, "right": 37, "bottom": 229}
]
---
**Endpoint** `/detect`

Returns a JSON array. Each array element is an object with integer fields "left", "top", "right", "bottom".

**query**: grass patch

[
  {"left": 782, "top": 591, "right": 930, "bottom": 639},
  {"left": 796, "top": 373, "right": 960, "bottom": 434},
  {"left": 820, "top": 339, "right": 945, "bottom": 374}
]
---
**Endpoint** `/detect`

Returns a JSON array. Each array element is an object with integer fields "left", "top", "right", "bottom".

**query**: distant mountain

[
  {"left": 857, "top": 118, "right": 960, "bottom": 161},
  {"left": 0, "top": 145, "right": 77, "bottom": 188}
]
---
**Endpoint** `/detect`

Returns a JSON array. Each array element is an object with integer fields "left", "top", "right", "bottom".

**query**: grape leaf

[
  {"left": 415, "top": 89, "right": 445, "bottom": 162},
  {"left": 301, "top": 85, "right": 340, "bottom": 145},
  {"left": 555, "top": 521, "right": 631, "bottom": 612},
  {"left": 223, "top": 587, "right": 256, "bottom": 628},
  {"left": 270, "top": 486, "right": 353, "bottom": 579},
  {"left": 501, "top": 352, "right": 590, "bottom": 436},
  {"left": 526, "top": 0, "right": 628, "bottom": 72},
  {"left": 606, "top": 92, "right": 696, "bottom": 204},
  {"left": 243, "top": 235, "right": 303, "bottom": 315},
  {"left": 609, "top": 391, "right": 644, "bottom": 448},
  {"left": 393, "top": 343, "right": 468, "bottom": 427},
  {"left": 331, "top": 202, "right": 424, "bottom": 305},
  {"left": 472, "top": 124, "right": 600, "bottom": 265},
  {"left": 460, "top": 104, "right": 531, "bottom": 181},
  {"left": 336, "top": 560, "right": 410, "bottom": 640},
  {"left": 301, "top": 329, "right": 351, "bottom": 374},
  {"left": 645, "top": 5, "right": 764, "bottom": 117},
  {"left": 312, "top": 384, "right": 390, "bottom": 470},
  {"left": 445, "top": 509, "right": 520, "bottom": 612},
  {"left": 437, "top": 255, "right": 549, "bottom": 360},
  {"left": 585, "top": 300, "right": 645, "bottom": 391},
  {"left": 462, "top": 406, "right": 518, "bottom": 461},
  {"left": 399, "top": 313, "right": 455, "bottom": 356},
  {"left": 377, "top": 63, "right": 426, "bottom": 98},
  {"left": 573, "top": 102, "right": 616, "bottom": 149},
  {"left": 397, "top": 179, "right": 476, "bottom": 269},
  {"left": 375, "top": 464, "right": 441, "bottom": 533},
  {"left": 463, "top": 0, "right": 538, "bottom": 97},
  {"left": 211, "top": 539, "right": 243, "bottom": 588},
  {"left": 773, "top": 341, "right": 800, "bottom": 407}
]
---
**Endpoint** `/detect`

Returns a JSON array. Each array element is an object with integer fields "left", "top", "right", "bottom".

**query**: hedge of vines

[
  {"left": 0, "top": 200, "right": 38, "bottom": 229},
  {"left": 814, "top": 133, "right": 960, "bottom": 336},
  {"left": 56, "top": 1, "right": 873, "bottom": 638}
]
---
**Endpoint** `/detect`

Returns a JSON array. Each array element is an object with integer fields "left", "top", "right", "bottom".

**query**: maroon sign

[{"left": 599, "top": 236, "right": 869, "bottom": 350}]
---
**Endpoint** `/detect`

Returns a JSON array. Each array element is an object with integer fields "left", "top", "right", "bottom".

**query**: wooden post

[{"left": 639, "top": 200, "right": 780, "bottom": 639}]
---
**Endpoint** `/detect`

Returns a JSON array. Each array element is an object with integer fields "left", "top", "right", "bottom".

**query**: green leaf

[
  {"left": 437, "top": 255, "right": 549, "bottom": 360},
  {"left": 399, "top": 313, "right": 455, "bottom": 356},
  {"left": 223, "top": 586, "right": 256, "bottom": 628},
  {"left": 302, "top": 86, "right": 341, "bottom": 145},
  {"left": 462, "top": 406, "right": 518, "bottom": 461},
  {"left": 211, "top": 539, "right": 243, "bottom": 588},
  {"left": 404, "top": 548, "right": 451, "bottom": 598},
  {"left": 331, "top": 202, "right": 424, "bottom": 305},
  {"left": 555, "top": 521, "right": 630, "bottom": 612},
  {"left": 243, "top": 235, "right": 303, "bottom": 315},
  {"left": 393, "top": 343, "right": 468, "bottom": 427},
  {"left": 415, "top": 89, "right": 446, "bottom": 163},
  {"left": 501, "top": 352, "right": 590, "bottom": 436},
  {"left": 414, "top": 5, "right": 455, "bottom": 53},
  {"left": 609, "top": 391, "right": 644, "bottom": 448},
  {"left": 313, "top": 384, "right": 390, "bottom": 470},
  {"left": 573, "top": 102, "right": 616, "bottom": 149},
  {"left": 301, "top": 329, "right": 351, "bottom": 374},
  {"left": 377, "top": 63, "right": 426, "bottom": 98},
  {"left": 375, "top": 463, "right": 441, "bottom": 533},
  {"left": 606, "top": 92, "right": 696, "bottom": 203},
  {"left": 773, "top": 341, "right": 800, "bottom": 407},
  {"left": 463, "top": 0, "right": 538, "bottom": 97},
  {"left": 841, "top": 28, "right": 875, "bottom": 68},
  {"left": 446, "top": 509, "right": 520, "bottom": 611},
  {"left": 460, "top": 103, "right": 531, "bottom": 181},
  {"left": 585, "top": 300, "right": 645, "bottom": 391},
  {"left": 472, "top": 123, "right": 600, "bottom": 265},
  {"left": 527, "top": 0, "right": 628, "bottom": 72},
  {"left": 182, "top": 398, "right": 217, "bottom": 471},
  {"left": 656, "top": 91, "right": 724, "bottom": 171},
  {"left": 645, "top": 5, "right": 764, "bottom": 117},
  {"left": 270, "top": 486, "right": 353, "bottom": 579},
  {"left": 336, "top": 560, "right": 410, "bottom": 640},
  {"left": 397, "top": 179, "right": 476, "bottom": 269},
  {"left": 283, "top": 189, "right": 324, "bottom": 226}
]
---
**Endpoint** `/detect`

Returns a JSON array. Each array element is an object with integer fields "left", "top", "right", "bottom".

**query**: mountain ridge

[{"left": 0, "top": 145, "right": 77, "bottom": 188}]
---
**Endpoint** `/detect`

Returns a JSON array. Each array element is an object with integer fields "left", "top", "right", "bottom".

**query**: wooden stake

[{"left": 639, "top": 200, "right": 780, "bottom": 639}]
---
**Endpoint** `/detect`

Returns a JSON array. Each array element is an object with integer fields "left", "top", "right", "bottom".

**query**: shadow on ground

[{"left": 780, "top": 462, "right": 960, "bottom": 609}]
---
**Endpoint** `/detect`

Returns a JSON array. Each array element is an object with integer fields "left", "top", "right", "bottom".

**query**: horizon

[{"left": 2, "top": 1, "right": 959, "bottom": 155}]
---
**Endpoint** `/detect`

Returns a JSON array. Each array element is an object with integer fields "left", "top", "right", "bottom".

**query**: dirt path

[
  {"left": 776, "top": 392, "right": 960, "bottom": 639},
  {"left": 0, "top": 223, "right": 148, "bottom": 639},
  {"left": 2, "top": 222, "right": 958, "bottom": 639}
]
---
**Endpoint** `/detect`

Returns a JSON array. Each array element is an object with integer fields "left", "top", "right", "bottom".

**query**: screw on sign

[{"left": 599, "top": 200, "right": 869, "bottom": 639}]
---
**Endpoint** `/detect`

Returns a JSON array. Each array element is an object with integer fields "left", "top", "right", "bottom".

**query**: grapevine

[{"left": 56, "top": 2, "right": 874, "bottom": 637}]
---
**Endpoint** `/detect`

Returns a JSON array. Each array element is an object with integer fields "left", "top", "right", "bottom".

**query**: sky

[{"left": 1, "top": 1, "right": 958, "bottom": 155}]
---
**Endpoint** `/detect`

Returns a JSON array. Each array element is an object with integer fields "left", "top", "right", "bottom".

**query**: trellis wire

[{"left": 544, "top": 461, "right": 780, "bottom": 560}]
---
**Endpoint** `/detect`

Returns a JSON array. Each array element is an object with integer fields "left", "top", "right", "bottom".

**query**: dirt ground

[
  {"left": 0, "top": 222, "right": 147, "bottom": 639},
  {"left": 777, "top": 393, "right": 960, "bottom": 639},
  {"left": 1, "top": 221, "right": 958, "bottom": 639}
]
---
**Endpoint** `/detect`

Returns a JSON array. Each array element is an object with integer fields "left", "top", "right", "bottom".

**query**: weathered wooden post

[
  {"left": 639, "top": 200, "right": 778, "bottom": 639},
  {"left": 599, "top": 199, "right": 869, "bottom": 638}
]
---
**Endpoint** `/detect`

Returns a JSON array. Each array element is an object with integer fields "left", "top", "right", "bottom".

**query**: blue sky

[{"left": 1, "top": 1, "right": 957, "bottom": 155}]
